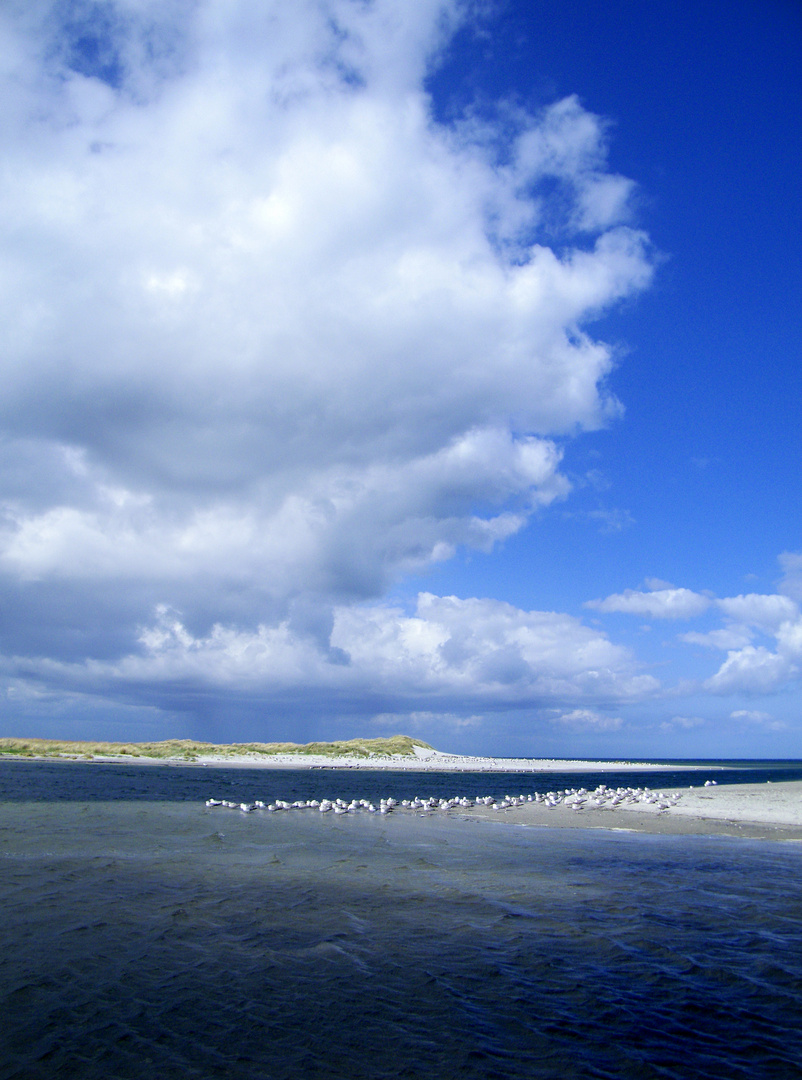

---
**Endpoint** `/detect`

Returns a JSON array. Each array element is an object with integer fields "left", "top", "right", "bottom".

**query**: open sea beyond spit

[{"left": 1, "top": 759, "right": 802, "bottom": 1080}]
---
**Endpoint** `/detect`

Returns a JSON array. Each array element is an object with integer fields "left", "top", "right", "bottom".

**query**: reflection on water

[{"left": 1, "top": 767, "right": 801, "bottom": 1079}]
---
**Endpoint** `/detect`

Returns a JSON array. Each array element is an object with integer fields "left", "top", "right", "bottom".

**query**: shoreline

[
  {"left": 195, "top": 776, "right": 802, "bottom": 842},
  {"left": 3, "top": 752, "right": 801, "bottom": 842},
  {"left": 0, "top": 750, "right": 723, "bottom": 772},
  {"left": 191, "top": 752, "right": 719, "bottom": 772}
]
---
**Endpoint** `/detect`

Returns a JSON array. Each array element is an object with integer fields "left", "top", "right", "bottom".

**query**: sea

[{"left": 2, "top": 759, "right": 802, "bottom": 1080}]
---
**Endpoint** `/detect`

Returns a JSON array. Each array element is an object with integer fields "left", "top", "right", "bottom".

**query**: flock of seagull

[{"left": 204, "top": 782, "right": 700, "bottom": 816}]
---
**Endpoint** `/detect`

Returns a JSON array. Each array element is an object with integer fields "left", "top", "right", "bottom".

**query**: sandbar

[{"left": 463, "top": 780, "right": 802, "bottom": 841}]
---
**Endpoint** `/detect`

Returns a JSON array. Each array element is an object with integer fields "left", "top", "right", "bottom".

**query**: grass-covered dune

[{"left": 0, "top": 735, "right": 435, "bottom": 761}]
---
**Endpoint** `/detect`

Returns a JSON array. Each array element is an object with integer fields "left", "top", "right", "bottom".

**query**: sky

[{"left": 1, "top": 0, "right": 800, "bottom": 758}]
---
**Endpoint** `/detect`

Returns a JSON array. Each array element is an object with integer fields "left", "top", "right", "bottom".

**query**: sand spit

[
  {"left": 189, "top": 752, "right": 709, "bottom": 772},
  {"left": 462, "top": 779, "right": 802, "bottom": 840},
  {"left": 205, "top": 779, "right": 802, "bottom": 842}
]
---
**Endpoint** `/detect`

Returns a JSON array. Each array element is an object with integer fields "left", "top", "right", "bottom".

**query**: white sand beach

[{"left": 188, "top": 748, "right": 709, "bottom": 772}]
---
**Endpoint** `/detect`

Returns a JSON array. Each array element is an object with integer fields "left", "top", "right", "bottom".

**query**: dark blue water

[
  {"left": 1, "top": 762, "right": 801, "bottom": 1079},
  {"left": 3, "top": 757, "right": 802, "bottom": 804}
]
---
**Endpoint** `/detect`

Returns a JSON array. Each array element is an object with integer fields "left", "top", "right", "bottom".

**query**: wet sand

[{"left": 464, "top": 780, "right": 802, "bottom": 841}]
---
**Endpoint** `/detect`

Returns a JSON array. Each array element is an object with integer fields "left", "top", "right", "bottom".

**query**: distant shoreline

[
  {"left": 0, "top": 734, "right": 727, "bottom": 772},
  {"left": 160, "top": 753, "right": 714, "bottom": 772},
  {"left": 0, "top": 749, "right": 716, "bottom": 773}
]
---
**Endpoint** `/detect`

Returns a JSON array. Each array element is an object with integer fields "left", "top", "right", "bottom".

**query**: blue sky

[{"left": 0, "top": 0, "right": 800, "bottom": 757}]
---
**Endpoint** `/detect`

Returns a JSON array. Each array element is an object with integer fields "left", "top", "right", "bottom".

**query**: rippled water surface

[{"left": 1, "top": 762, "right": 801, "bottom": 1079}]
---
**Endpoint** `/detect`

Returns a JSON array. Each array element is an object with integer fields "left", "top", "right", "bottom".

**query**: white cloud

[
  {"left": 336, "top": 594, "right": 658, "bottom": 701},
  {"left": 552, "top": 708, "right": 623, "bottom": 729},
  {"left": 661, "top": 715, "right": 705, "bottom": 730},
  {"left": 587, "top": 568, "right": 802, "bottom": 700},
  {"left": 371, "top": 710, "right": 483, "bottom": 730},
  {"left": 644, "top": 578, "right": 674, "bottom": 590},
  {"left": 585, "top": 508, "right": 635, "bottom": 533},
  {"left": 0, "top": 8, "right": 648, "bottom": 583},
  {"left": 8, "top": 594, "right": 659, "bottom": 715},
  {"left": 0, "top": 429, "right": 566, "bottom": 596},
  {"left": 778, "top": 551, "right": 802, "bottom": 601},
  {"left": 704, "top": 645, "right": 797, "bottom": 695},
  {"left": 587, "top": 583, "right": 799, "bottom": 630},
  {"left": 700, "top": 612, "right": 802, "bottom": 697},
  {"left": 586, "top": 587, "right": 711, "bottom": 619},
  {"left": 0, "top": 1, "right": 657, "bottom": 727},
  {"left": 696, "top": 592, "right": 802, "bottom": 696},
  {"left": 715, "top": 593, "right": 798, "bottom": 629},
  {"left": 730, "top": 709, "right": 784, "bottom": 729},
  {"left": 679, "top": 627, "right": 753, "bottom": 650}
]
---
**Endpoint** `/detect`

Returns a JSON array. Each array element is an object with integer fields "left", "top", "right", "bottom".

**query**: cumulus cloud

[
  {"left": 715, "top": 593, "right": 799, "bottom": 630},
  {"left": 778, "top": 551, "right": 802, "bottom": 601},
  {"left": 587, "top": 585, "right": 798, "bottom": 629},
  {"left": 552, "top": 708, "right": 623, "bottom": 730},
  {"left": 660, "top": 716, "right": 705, "bottom": 730},
  {"left": 679, "top": 627, "right": 754, "bottom": 650},
  {"left": 336, "top": 594, "right": 657, "bottom": 702},
  {"left": 6, "top": 594, "right": 658, "bottom": 718},
  {"left": 0, "top": 1, "right": 655, "bottom": 729},
  {"left": 730, "top": 709, "right": 784, "bottom": 729},
  {"left": 699, "top": 593, "right": 802, "bottom": 696},
  {"left": 704, "top": 645, "right": 797, "bottom": 695},
  {"left": 586, "top": 568, "right": 802, "bottom": 700},
  {"left": 0, "top": 428, "right": 566, "bottom": 596},
  {"left": 371, "top": 710, "right": 483, "bottom": 730},
  {"left": 586, "top": 587, "right": 711, "bottom": 619}
]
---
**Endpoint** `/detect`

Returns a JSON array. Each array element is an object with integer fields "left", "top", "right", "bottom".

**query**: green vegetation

[{"left": 0, "top": 734, "right": 434, "bottom": 761}]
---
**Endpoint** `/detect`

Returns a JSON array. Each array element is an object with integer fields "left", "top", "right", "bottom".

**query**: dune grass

[{"left": 0, "top": 735, "right": 434, "bottom": 761}]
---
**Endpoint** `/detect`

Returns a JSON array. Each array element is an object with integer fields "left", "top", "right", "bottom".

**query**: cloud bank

[
  {"left": 0, "top": 0, "right": 659, "bottom": 737},
  {"left": 14, "top": 595, "right": 657, "bottom": 717}
]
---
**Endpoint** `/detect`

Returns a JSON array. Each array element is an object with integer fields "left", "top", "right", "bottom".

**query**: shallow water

[
  {"left": 1, "top": 764, "right": 801, "bottom": 1079},
  {"left": 3, "top": 757, "right": 802, "bottom": 805}
]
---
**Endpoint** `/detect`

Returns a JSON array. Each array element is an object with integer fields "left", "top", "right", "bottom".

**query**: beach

[
  {"left": 7, "top": 745, "right": 722, "bottom": 772},
  {"left": 460, "top": 779, "right": 802, "bottom": 841},
  {"left": 188, "top": 750, "right": 711, "bottom": 772}
]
